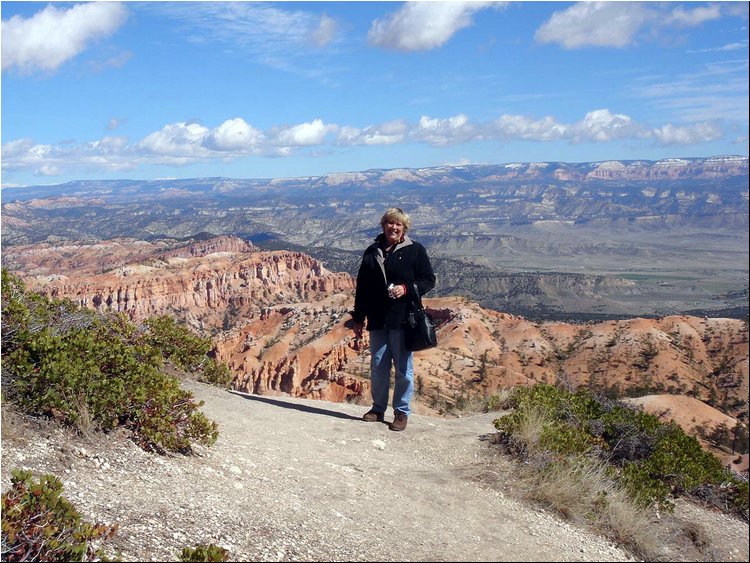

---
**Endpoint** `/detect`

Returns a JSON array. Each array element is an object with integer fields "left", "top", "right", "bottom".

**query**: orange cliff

[
  {"left": 6, "top": 236, "right": 354, "bottom": 332},
  {"left": 3, "top": 236, "right": 747, "bottom": 429}
]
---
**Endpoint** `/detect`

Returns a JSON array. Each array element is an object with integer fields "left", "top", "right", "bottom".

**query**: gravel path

[{"left": 2, "top": 380, "right": 746, "bottom": 562}]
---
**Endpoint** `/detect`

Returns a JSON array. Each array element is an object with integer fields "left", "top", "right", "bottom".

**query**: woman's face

[{"left": 382, "top": 219, "right": 404, "bottom": 246}]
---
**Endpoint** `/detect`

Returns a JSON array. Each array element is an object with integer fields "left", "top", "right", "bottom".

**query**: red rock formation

[
  {"left": 3, "top": 236, "right": 747, "bottom": 429},
  {"left": 9, "top": 237, "right": 354, "bottom": 334},
  {"left": 215, "top": 301, "right": 369, "bottom": 403}
]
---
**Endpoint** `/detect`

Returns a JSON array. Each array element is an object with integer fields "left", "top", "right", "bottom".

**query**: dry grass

[
  {"left": 1, "top": 401, "right": 27, "bottom": 443},
  {"left": 514, "top": 405, "right": 547, "bottom": 452},
  {"left": 483, "top": 388, "right": 513, "bottom": 412},
  {"left": 73, "top": 395, "right": 95, "bottom": 437},
  {"left": 344, "top": 393, "right": 368, "bottom": 407},
  {"left": 677, "top": 520, "right": 710, "bottom": 551},
  {"left": 507, "top": 406, "right": 668, "bottom": 561}
]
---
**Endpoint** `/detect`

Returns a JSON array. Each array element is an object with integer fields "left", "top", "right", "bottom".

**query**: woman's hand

[
  {"left": 388, "top": 284, "right": 407, "bottom": 299},
  {"left": 353, "top": 321, "right": 365, "bottom": 338}
]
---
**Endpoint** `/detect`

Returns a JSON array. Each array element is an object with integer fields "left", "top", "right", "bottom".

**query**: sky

[{"left": 1, "top": 1, "right": 748, "bottom": 187}]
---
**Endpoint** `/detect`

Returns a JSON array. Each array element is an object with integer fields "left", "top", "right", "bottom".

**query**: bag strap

[{"left": 411, "top": 282, "right": 424, "bottom": 311}]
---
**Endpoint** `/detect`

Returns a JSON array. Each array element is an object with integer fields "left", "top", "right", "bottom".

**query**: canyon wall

[{"left": 4, "top": 236, "right": 747, "bottom": 427}]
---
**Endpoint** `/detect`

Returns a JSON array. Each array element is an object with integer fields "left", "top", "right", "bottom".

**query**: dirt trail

[{"left": 2, "top": 380, "right": 747, "bottom": 561}]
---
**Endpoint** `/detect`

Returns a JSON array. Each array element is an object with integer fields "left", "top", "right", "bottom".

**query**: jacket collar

[
  {"left": 372, "top": 234, "right": 413, "bottom": 287},
  {"left": 374, "top": 233, "right": 413, "bottom": 251}
]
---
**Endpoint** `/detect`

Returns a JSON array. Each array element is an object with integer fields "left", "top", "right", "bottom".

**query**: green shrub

[
  {"left": 179, "top": 544, "right": 230, "bottom": 562},
  {"left": 135, "top": 378, "right": 219, "bottom": 454},
  {"left": 6, "top": 319, "right": 155, "bottom": 431},
  {"left": 494, "top": 384, "right": 749, "bottom": 517},
  {"left": 1, "top": 469, "right": 116, "bottom": 562},
  {"left": 620, "top": 423, "right": 739, "bottom": 508},
  {"left": 143, "top": 316, "right": 211, "bottom": 372},
  {"left": 198, "top": 358, "right": 233, "bottom": 388},
  {"left": 483, "top": 389, "right": 512, "bottom": 412},
  {"left": 1, "top": 270, "right": 218, "bottom": 454},
  {"left": 494, "top": 384, "right": 605, "bottom": 456}
]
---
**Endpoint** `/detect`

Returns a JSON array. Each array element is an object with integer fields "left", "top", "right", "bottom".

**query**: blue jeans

[{"left": 369, "top": 328, "right": 414, "bottom": 416}]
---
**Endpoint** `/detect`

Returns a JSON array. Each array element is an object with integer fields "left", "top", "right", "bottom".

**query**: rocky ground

[{"left": 2, "top": 379, "right": 748, "bottom": 562}]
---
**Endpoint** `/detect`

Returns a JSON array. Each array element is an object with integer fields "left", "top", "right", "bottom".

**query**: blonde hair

[{"left": 380, "top": 207, "right": 411, "bottom": 232}]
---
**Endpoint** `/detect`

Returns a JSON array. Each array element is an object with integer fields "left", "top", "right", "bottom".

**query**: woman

[{"left": 351, "top": 207, "right": 435, "bottom": 431}]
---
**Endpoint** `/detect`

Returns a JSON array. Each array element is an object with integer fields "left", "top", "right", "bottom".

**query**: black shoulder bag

[{"left": 404, "top": 283, "right": 438, "bottom": 352}]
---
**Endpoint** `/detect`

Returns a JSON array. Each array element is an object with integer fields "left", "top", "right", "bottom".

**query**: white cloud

[
  {"left": 88, "top": 136, "right": 129, "bottom": 152},
  {"left": 688, "top": 40, "right": 749, "bottom": 54},
  {"left": 535, "top": 2, "right": 652, "bottom": 49},
  {"left": 414, "top": 114, "right": 474, "bottom": 145},
  {"left": 419, "top": 114, "right": 468, "bottom": 130},
  {"left": 535, "top": 1, "right": 732, "bottom": 50},
  {"left": 274, "top": 119, "right": 337, "bottom": 146},
  {"left": 37, "top": 164, "right": 62, "bottom": 177},
  {"left": 368, "top": 1, "right": 498, "bottom": 51},
  {"left": 89, "top": 50, "right": 133, "bottom": 73},
  {"left": 137, "top": 122, "right": 211, "bottom": 158},
  {"left": 206, "top": 118, "right": 265, "bottom": 151},
  {"left": 652, "top": 122, "right": 723, "bottom": 145},
  {"left": 337, "top": 120, "right": 407, "bottom": 146},
  {"left": 147, "top": 2, "right": 340, "bottom": 78},
  {"left": 312, "top": 14, "right": 337, "bottom": 46},
  {"left": 491, "top": 109, "right": 708, "bottom": 146},
  {"left": 493, "top": 114, "right": 568, "bottom": 141},
  {"left": 1, "top": 110, "right": 732, "bottom": 178},
  {"left": 666, "top": 4, "right": 722, "bottom": 27},
  {"left": 1, "top": 2, "right": 128, "bottom": 73},
  {"left": 572, "top": 109, "right": 644, "bottom": 142},
  {"left": 445, "top": 157, "right": 475, "bottom": 166},
  {"left": 632, "top": 60, "right": 749, "bottom": 122},
  {"left": 337, "top": 110, "right": 719, "bottom": 148},
  {"left": 1, "top": 138, "right": 37, "bottom": 159},
  {"left": 156, "top": 2, "right": 320, "bottom": 45},
  {"left": 1, "top": 139, "right": 58, "bottom": 169},
  {"left": 337, "top": 126, "right": 363, "bottom": 145}
]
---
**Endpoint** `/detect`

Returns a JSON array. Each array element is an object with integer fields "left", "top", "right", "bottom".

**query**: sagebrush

[
  {"left": 179, "top": 544, "right": 230, "bottom": 562},
  {"left": 492, "top": 384, "right": 748, "bottom": 518},
  {"left": 1, "top": 469, "right": 116, "bottom": 562},
  {"left": 1, "top": 270, "right": 220, "bottom": 454}
]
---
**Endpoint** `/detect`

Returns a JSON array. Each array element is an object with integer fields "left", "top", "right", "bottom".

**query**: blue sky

[{"left": 1, "top": 1, "right": 748, "bottom": 187}]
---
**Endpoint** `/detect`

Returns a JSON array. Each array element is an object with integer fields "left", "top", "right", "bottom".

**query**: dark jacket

[{"left": 352, "top": 234, "right": 436, "bottom": 330}]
